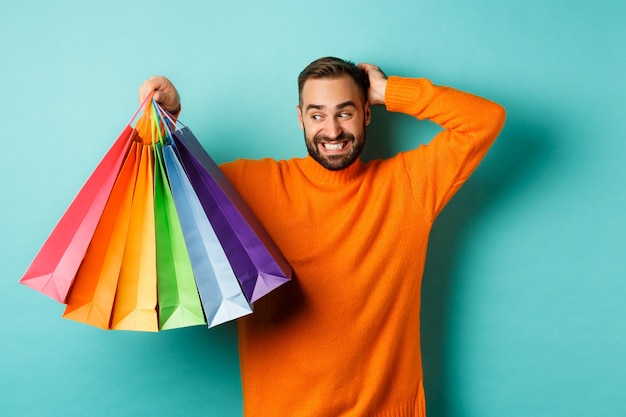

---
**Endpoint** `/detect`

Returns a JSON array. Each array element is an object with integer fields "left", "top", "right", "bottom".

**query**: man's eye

[
  {"left": 338, "top": 112, "right": 351, "bottom": 118},
  {"left": 312, "top": 114, "right": 323, "bottom": 120}
]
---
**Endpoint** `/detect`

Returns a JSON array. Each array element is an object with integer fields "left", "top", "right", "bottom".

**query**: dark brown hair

[{"left": 297, "top": 57, "right": 369, "bottom": 105}]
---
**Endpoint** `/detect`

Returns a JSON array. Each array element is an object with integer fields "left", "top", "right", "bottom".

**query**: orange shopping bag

[
  {"left": 110, "top": 140, "right": 158, "bottom": 332},
  {"left": 62, "top": 139, "right": 140, "bottom": 329}
]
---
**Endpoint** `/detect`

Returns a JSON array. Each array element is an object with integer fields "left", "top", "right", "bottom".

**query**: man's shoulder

[
  {"left": 220, "top": 156, "right": 301, "bottom": 169},
  {"left": 220, "top": 156, "right": 304, "bottom": 179},
  {"left": 368, "top": 146, "right": 429, "bottom": 170}
]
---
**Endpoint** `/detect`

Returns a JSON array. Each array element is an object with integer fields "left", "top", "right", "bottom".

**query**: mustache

[{"left": 313, "top": 132, "right": 354, "bottom": 144}]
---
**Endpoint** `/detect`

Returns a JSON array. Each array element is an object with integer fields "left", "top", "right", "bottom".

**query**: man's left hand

[{"left": 359, "top": 63, "right": 387, "bottom": 106}]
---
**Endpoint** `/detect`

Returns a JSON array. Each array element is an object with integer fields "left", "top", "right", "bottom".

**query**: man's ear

[
  {"left": 296, "top": 105, "right": 304, "bottom": 130},
  {"left": 365, "top": 102, "right": 372, "bottom": 127}
]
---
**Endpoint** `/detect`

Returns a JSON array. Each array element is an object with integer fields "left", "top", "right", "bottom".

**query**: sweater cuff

[{"left": 384, "top": 76, "right": 430, "bottom": 115}]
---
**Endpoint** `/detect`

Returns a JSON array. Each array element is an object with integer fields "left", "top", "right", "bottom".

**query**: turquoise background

[{"left": 1, "top": 1, "right": 624, "bottom": 416}]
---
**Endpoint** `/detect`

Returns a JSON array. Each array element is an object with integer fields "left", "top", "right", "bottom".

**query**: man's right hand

[{"left": 138, "top": 76, "right": 181, "bottom": 115}]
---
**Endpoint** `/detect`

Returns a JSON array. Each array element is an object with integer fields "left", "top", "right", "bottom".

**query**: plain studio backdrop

[{"left": 1, "top": 1, "right": 624, "bottom": 416}]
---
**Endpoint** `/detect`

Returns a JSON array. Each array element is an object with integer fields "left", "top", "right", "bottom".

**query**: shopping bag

[
  {"left": 22, "top": 94, "right": 293, "bottom": 332},
  {"left": 173, "top": 127, "right": 291, "bottom": 302},
  {"left": 153, "top": 143, "right": 206, "bottom": 330},
  {"left": 109, "top": 142, "right": 159, "bottom": 332},
  {"left": 20, "top": 126, "right": 132, "bottom": 303},
  {"left": 62, "top": 140, "right": 141, "bottom": 329},
  {"left": 161, "top": 141, "right": 253, "bottom": 328}
]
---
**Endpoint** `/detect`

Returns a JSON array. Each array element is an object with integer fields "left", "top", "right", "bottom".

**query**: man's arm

[{"left": 383, "top": 75, "right": 506, "bottom": 220}]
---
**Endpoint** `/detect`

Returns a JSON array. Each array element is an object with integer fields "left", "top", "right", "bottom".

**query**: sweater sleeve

[{"left": 385, "top": 76, "right": 506, "bottom": 222}]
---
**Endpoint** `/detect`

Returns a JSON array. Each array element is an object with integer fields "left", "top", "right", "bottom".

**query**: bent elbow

[
  {"left": 487, "top": 102, "right": 507, "bottom": 139},
  {"left": 494, "top": 103, "right": 507, "bottom": 131}
]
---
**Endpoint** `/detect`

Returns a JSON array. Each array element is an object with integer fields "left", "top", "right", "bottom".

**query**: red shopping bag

[{"left": 20, "top": 127, "right": 132, "bottom": 303}]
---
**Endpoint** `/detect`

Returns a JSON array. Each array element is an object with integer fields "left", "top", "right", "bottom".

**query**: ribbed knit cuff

[{"left": 384, "top": 76, "right": 431, "bottom": 115}]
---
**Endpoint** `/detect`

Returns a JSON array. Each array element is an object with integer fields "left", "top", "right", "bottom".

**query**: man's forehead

[{"left": 300, "top": 76, "right": 363, "bottom": 107}]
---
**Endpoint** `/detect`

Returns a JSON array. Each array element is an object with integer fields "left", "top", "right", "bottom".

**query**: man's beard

[{"left": 305, "top": 129, "right": 366, "bottom": 171}]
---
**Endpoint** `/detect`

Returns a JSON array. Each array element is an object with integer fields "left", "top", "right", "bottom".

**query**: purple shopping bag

[
  {"left": 162, "top": 141, "right": 252, "bottom": 327},
  {"left": 172, "top": 127, "right": 291, "bottom": 303}
]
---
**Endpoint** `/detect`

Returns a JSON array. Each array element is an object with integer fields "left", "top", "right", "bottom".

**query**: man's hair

[{"left": 298, "top": 57, "right": 370, "bottom": 105}]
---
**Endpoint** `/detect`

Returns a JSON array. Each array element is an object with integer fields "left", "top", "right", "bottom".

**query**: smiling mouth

[{"left": 322, "top": 142, "right": 347, "bottom": 150}]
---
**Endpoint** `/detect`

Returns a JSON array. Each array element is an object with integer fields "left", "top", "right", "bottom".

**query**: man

[{"left": 140, "top": 57, "right": 506, "bottom": 417}]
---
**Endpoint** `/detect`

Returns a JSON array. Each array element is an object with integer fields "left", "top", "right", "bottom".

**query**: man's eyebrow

[
  {"left": 305, "top": 101, "right": 358, "bottom": 112},
  {"left": 305, "top": 104, "right": 324, "bottom": 112},
  {"left": 336, "top": 100, "right": 357, "bottom": 109}
]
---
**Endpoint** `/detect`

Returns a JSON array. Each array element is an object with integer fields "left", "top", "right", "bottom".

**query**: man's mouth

[
  {"left": 306, "top": 130, "right": 363, "bottom": 170},
  {"left": 322, "top": 142, "right": 347, "bottom": 151}
]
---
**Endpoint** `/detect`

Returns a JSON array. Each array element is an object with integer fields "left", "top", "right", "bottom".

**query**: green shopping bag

[{"left": 154, "top": 143, "right": 206, "bottom": 330}]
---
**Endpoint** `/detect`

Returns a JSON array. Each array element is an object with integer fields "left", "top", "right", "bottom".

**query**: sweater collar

[{"left": 298, "top": 155, "right": 366, "bottom": 185}]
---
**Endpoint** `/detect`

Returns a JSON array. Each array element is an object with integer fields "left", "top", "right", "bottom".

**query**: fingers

[
  {"left": 358, "top": 63, "right": 387, "bottom": 80},
  {"left": 358, "top": 63, "right": 388, "bottom": 106},
  {"left": 138, "top": 76, "right": 160, "bottom": 104},
  {"left": 138, "top": 76, "right": 181, "bottom": 114}
]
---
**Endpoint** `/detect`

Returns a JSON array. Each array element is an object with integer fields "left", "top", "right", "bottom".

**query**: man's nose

[{"left": 325, "top": 117, "right": 342, "bottom": 139}]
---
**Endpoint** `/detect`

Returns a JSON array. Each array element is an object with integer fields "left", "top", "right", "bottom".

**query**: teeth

[{"left": 323, "top": 142, "right": 345, "bottom": 150}]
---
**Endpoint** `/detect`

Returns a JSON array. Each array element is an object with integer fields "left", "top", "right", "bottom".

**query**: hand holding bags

[{"left": 21, "top": 95, "right": 292, "bottom": 331}]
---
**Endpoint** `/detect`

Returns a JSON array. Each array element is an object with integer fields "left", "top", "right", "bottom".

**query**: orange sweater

[{"left": 220, "top": 77, "right": 506, "bottom": 417}]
